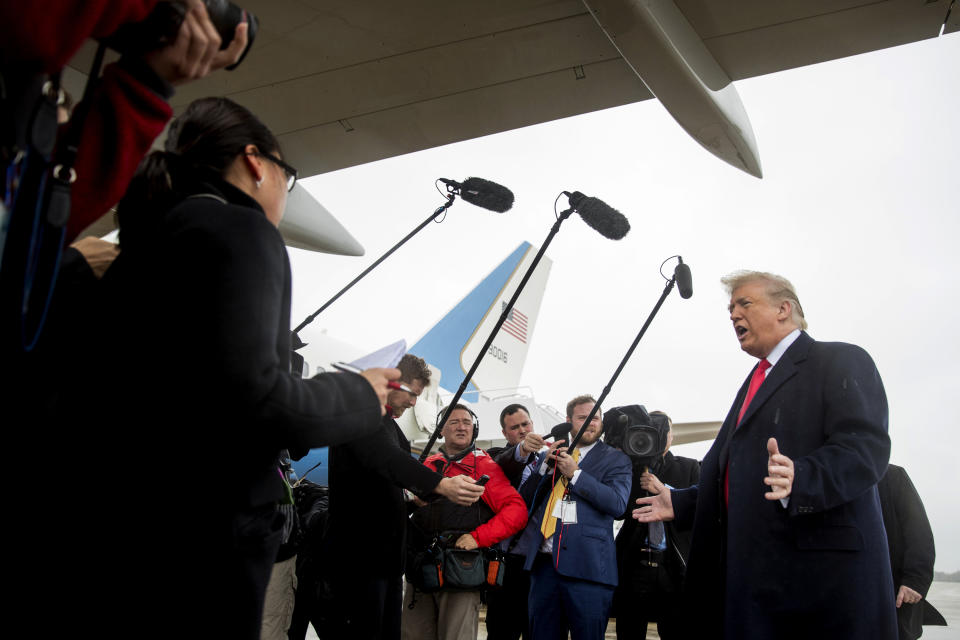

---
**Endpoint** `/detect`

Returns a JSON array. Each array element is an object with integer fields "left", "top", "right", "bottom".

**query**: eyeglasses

[{"left": 247, "top": 152, "right": 298, "bottom": 192}]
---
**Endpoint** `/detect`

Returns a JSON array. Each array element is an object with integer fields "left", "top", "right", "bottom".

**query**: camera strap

[{"left": 0, "top": 43, "right": 105, "bottom": 352}]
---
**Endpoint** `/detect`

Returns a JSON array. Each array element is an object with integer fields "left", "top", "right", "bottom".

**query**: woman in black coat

[{"left": 78, "top": 97, "right": 396, "bottom": 638}]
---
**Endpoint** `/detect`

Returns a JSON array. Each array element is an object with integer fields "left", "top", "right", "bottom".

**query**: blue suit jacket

[
  {"left": 513, "top": 441, "right": 631, "bottom": 587},
  {"left": 672, "top": 332, "right": 896, "bottom": 639}
]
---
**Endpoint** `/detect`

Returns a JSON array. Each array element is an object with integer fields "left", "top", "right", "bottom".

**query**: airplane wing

[
  {"left": 142, "top": 0, "right": 955, "bottom": 179},
  {"left": 74, "top": 182, "right": 367, "bottom": 256},
  {"left": 64, "top": 1, "right": 955, "bottom": 246},
  {"left": 671, "top": 420, "right": 722, "bottom": 446}
]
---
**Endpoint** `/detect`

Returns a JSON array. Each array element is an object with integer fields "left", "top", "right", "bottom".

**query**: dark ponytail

[{"left": 117, "top": 97, "right": 280, "bottom": 248}]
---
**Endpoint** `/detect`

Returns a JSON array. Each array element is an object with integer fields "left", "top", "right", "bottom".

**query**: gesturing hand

[
  {"left": 764, "top": 437, "right": 794, "bottom": 501},
  {"left": 633, "top": 489, "right": 674, "bottom": 523}
]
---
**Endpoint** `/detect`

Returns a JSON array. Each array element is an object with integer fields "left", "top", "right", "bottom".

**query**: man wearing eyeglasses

[{"left": 324, "top": 355, "right": 485, "bottom": 640}]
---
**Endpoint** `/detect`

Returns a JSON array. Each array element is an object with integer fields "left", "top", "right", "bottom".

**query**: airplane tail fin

[
  {"left": 409, "top": 241, "right": 551, "bottom": 395},
  {"left": 292, "top": 241, "right": 552, "bottom": 483}
]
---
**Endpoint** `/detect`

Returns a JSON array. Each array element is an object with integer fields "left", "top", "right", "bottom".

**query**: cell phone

[{"left": 476, "top": 474, "right": 490, "bottom": 486}]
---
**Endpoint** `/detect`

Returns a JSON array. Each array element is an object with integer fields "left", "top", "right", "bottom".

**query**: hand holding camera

[{"left": 143, "top": 0, "right": 250, "bottom": 84}]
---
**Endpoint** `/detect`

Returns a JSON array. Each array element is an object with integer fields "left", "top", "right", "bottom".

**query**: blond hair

[{"left": 721, "top": 270, "right": 807, "bottom": 330}]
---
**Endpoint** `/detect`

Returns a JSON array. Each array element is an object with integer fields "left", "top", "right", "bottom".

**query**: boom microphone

[
  {"left": 418, "top": 188, "right": 626, "bottom": 461},
  {"left": 675, "top": 258, "right": 693, "bottom": 299},
  {"left": 439, "top": 177, "right": 514, "bottom": 213},
  {"left": 563, "top": 191, "right": 630, "bottom": 240},
  {"left": 293, "top": 176, "right": 512, "bottom": 334}
]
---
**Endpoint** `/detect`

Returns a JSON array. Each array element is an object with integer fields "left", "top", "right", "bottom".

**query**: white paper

[{"left": 348, "top": 339, "right": 407, "bottom": 369}]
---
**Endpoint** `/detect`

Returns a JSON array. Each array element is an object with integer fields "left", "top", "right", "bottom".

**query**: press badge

[{"left": 553, "top": 497, "right": 578, "bottom": 524}]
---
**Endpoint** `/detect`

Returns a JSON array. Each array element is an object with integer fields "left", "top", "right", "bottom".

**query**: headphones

[{"left": 436, "top": 404, "right": 480, "bottom": 443}]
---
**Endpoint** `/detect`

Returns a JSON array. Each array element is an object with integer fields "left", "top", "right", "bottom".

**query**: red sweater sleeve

[
  {"left": 0, "top": 1, "right": 159, "bottom": 73},
  {"left": 66, "top": 61, "right": 172, "bottom": 240},
  {"left": 0, "top": 1, "right": 173, "bottom": 241},
  {"left": 470, "top": 455, "right": 528, "bottom": 548}
]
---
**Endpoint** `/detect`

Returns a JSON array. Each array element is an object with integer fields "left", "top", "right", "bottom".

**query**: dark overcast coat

[{"left": 672, "top": 331, "right": 896, "bottom": 639}]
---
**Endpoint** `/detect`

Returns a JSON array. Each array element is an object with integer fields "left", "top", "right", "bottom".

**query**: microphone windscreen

[
  {"left": 575, "top": 196, "right": 630, "bottom": 240},
  {"left": 549, "top": 422, "right": 572, "bottom": 441},
  {"left": 675, "top": 262, "right": 693, "bottom": 299},
  {"left": 460, "top": 177, "right": 514, "bottom": 213}
]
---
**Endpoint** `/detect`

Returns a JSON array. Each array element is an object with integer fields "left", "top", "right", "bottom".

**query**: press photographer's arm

[{"left": 0, "top": 0, "right": 251, "bottom": 241}]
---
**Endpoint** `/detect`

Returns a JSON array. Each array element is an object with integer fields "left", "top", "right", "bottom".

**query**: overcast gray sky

[{"left": 290, "top": 34, "right": 960, "bottom": 571}]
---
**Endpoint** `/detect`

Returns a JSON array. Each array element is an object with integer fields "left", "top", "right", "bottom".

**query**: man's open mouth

[{"left": 736, "top": 326, "right": 748, "bottom": 338}]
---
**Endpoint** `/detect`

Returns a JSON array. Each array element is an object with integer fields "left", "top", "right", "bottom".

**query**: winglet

[{"left": 583, "top": 0, "right": 763, "bottom": 178}]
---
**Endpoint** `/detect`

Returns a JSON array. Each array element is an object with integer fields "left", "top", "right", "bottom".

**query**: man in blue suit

[
  {"left": 635, "top": 270, "right": 896, "bottom": 640},
  {"left": 513, "top": 395, "right": 631, "bottom": 640}
]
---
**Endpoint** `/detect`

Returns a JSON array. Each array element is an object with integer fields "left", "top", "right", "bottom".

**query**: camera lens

[{"left": 624, "top": 427, "right": 659, "bottom": 458}]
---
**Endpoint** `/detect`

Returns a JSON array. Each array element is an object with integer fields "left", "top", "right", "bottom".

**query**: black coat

[
  {"left": 328, "top": 415, "right": 442, "bottom": 576},
  {"left": 673, "top": 331, "right": 896, "bottom": 639},
  {"left": 615, "top": 452, "right": 700, "bottom": 591},
  {"left": 878, "top": 464, "right": 944, "bottom": 640},
  {"left": 488, "top": 443, "right": 536, "bottom": 488},
  {"left": 71, "top": 175, "right": 384, "bottom": 637},
  {"left": 99, "top": 176, "right": 382, "bottom": 509}
]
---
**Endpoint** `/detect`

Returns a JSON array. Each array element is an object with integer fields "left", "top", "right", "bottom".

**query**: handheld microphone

[
  {"left": 440, "top": 177, "right": 515, "bottom": 213},
  {"left": 675, "top": 257, "right": 693, "bottom": 299},
  {"left": 548, "top": 422, "right": 572, "bottom": 442},
  {"left": 563, "top": 191, "right": 630, "bottom": 240},
  {"left": 541, "top": 422, "right": 573, "bottom": 472}
]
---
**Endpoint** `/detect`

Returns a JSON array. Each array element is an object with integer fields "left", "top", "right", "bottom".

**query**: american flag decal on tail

[{"left": 500, "top": 302, "right": 528, "bottom": 344}]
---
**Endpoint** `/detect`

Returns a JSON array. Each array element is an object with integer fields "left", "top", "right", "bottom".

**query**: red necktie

[
  {"left": 725, "top": 358, "right": 771, "bottom": 507},
  {"left": 737, "top": 358, "right": 771, "bottom": 425}
]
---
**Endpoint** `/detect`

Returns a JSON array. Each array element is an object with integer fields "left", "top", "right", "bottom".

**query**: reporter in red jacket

[{"left": 402, "top": 404, "right": 528, "bottom": 640}]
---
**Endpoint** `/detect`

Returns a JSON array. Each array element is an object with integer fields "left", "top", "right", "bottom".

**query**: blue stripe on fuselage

[
  {"left": 292, "top": 447, "right": 328, "bottom": 485},
  {"left": 292, "top": 242, "right": 531, "bottom": 486}
]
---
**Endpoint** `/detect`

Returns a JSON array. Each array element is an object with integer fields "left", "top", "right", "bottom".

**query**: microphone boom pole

[
  {"left": 418, "top": 207, "right": 577, "bottom": 461},
  {"left": 567, "top": 271, "right": 680, "bottom": 452},
  {"left": 293, "top": 194, "right": 455, "bottom": 335}
]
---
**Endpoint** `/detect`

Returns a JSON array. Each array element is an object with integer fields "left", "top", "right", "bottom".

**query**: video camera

[
  {"left": 602, "top": 405, "right": 670, "bottom": 468},
  {"left": 104, "top": 0, "right": 258, "bottom": 68}
]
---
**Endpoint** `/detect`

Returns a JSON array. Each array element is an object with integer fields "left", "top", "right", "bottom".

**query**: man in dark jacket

[
  {"left": 878, "top": 464, "right": 945, "bottom": 640},
  {"left": 326, "top": 355, "right": 484, "bottom": 640},
  {"left": 613, "top": 411, "right": 699, "bottom": 640},
  {"left": 485, "top": 403, "right": 540, "bottom": 640}
]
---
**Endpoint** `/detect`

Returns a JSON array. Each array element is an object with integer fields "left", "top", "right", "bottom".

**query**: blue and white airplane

[{"left": 292, "top": 241, "right": 563, "bottom": 484}]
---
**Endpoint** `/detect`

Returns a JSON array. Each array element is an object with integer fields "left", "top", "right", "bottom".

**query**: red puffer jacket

[{"left": 422, "top": 448, "right": 528, "bottom": 548}]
